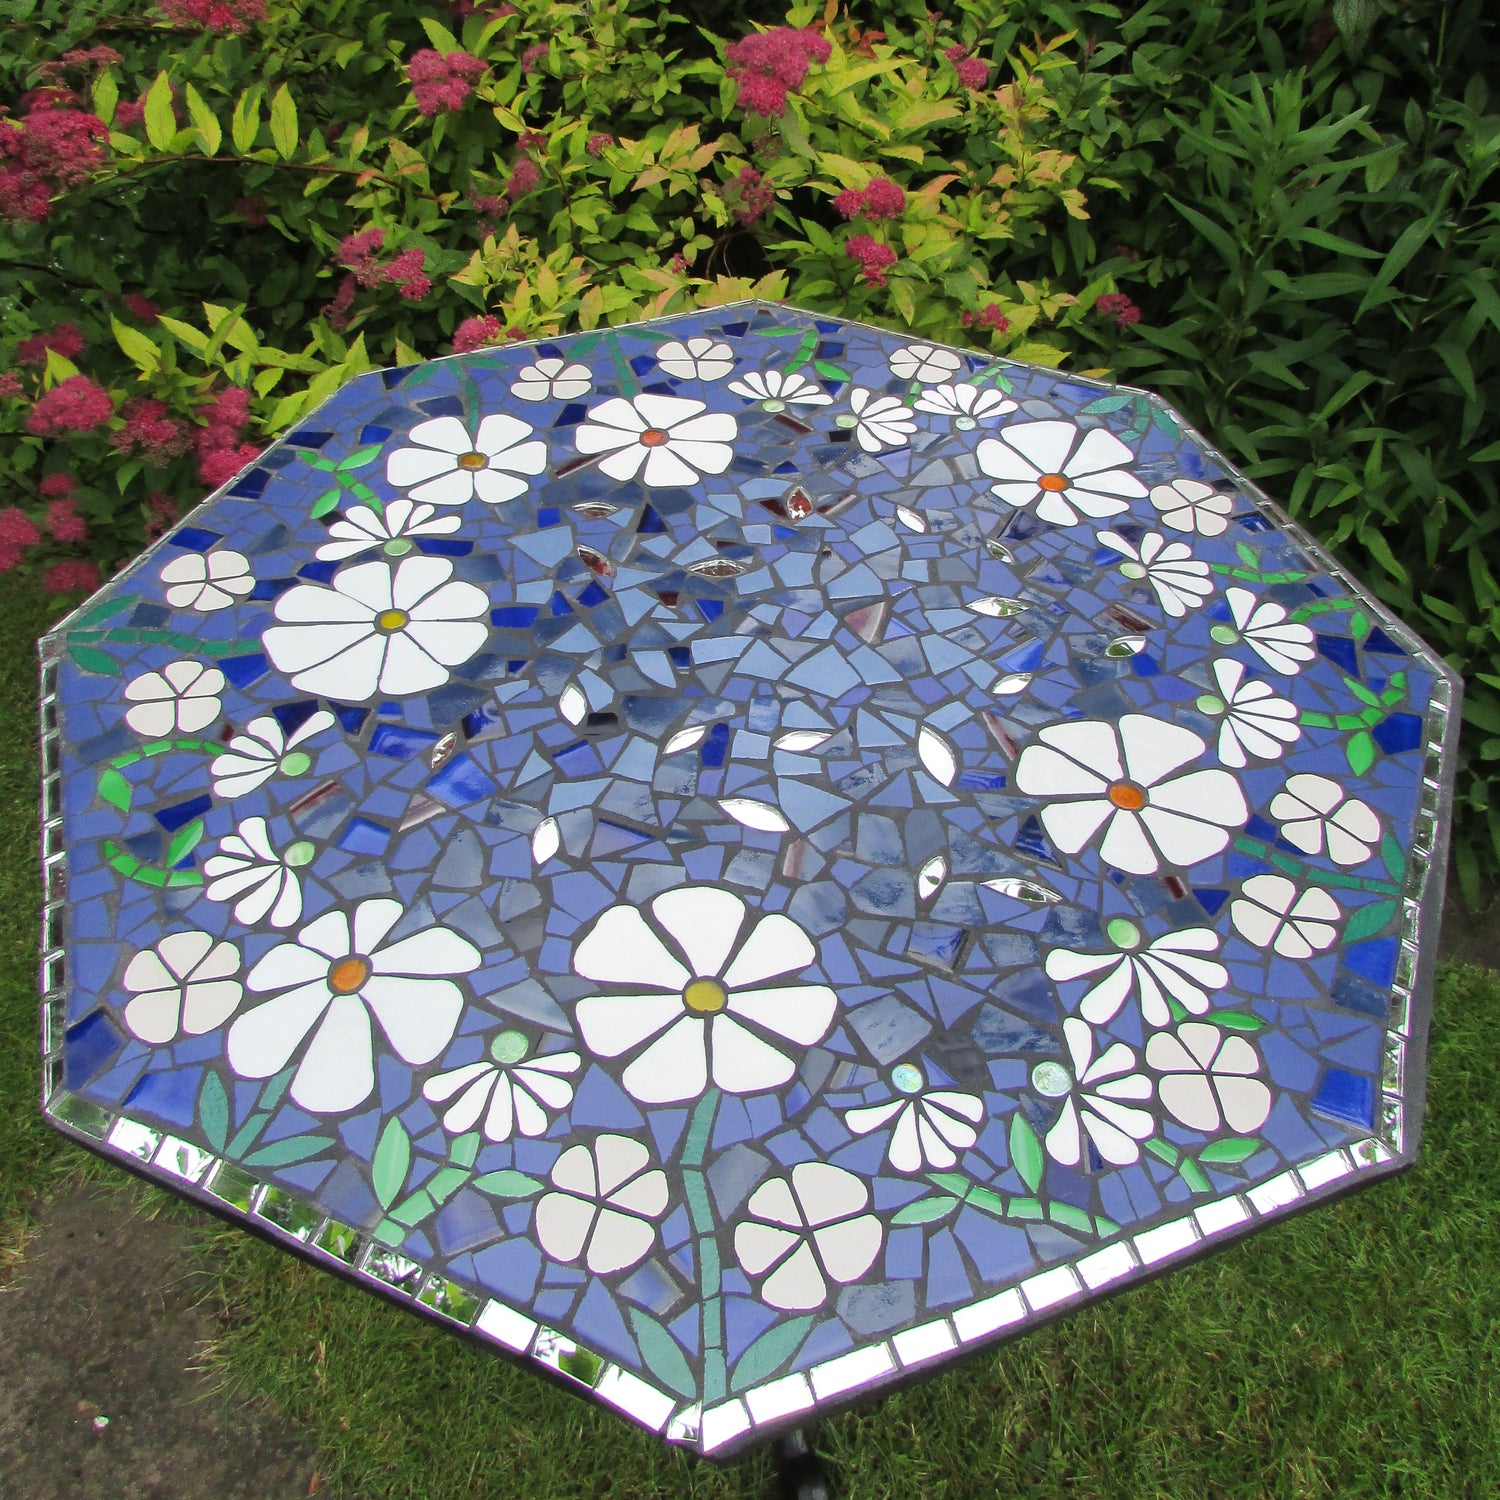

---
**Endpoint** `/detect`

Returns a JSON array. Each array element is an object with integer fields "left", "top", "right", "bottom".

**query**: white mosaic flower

[
  {"left": 1096, "top": 530, "right": 1213, "bottom": 618},
  {"left": 123, "top": 659, "right": 224, "bottom": 738},
  {"left": 1270, "top": 773, "right": 1380, "bottom": 866},
  {"left": 509, "top": 357, "right": 593, "bottom": 402},
  {"left": 159, "top": 550, "right": 253, "bottom": 612},
  {"left": 842, "top": 387, "right": 916, "bottom": 452},
  {"left": 1221, "top": 587, "right": 1317, "bottom": 675},
  {"left": 120, "top": 931, "right": 242, "bottom": 1045},
  {"left": 573, "top": 393, "right": 737, "bottom": 487},
  {"left": 734, "top": 1163, "right": 882, "bottom": 1312},
  {"left": 977, "top": 420, "right": 1146, "bottom": 526},
  {"left": 423, "top": 1031, "right": 580, "bottom": 1142},
  {"left": 1046, "top": 919, "right": 1228, "bottom": 1028},
  {"left": 843, "top": 1062, "right": 983, "bottom": 1172},
  {"left": 573, "top": 887, "right": 836, "bottom": 1105},
  {"left": 726, "top": 368, "right": 833, "bottom": 409},
  {"left": 1230, "top": 874, "right": 1340, "bottom": 959},
  {"left": 227, "top": 897, "right": 478, "bottom": 1114},
  {"left": 384, "top": 414, "right": 547, "bottom": 507},
  {"left": 656, "top": 336, "right": 734, "bottom": 381},
  {"left": 890, "top": 342, "right": 963, "bottom": 383},
  {"left": 1033, "top": 1017, "right": 1154, "bottom": 1167},
  {"left": 210, "top": 710, "right": 335, "bottom": 799},
  {"left": 315, "top": 499, "right": 461, "bottom": 562},
  {"left": 1199, "top": 658, "right": 1300, "bottom": 768},
  {"left": 262, "top": 557, "right": 489, "bottom": 701},
  {"left": 203, "top": 816, "right": 313, "bottom": 929},
  {"left": 534, "top": 1134, "right": 668, "bottom": 1275},
  {"left": 1149, "top": 478, "right": 1233, "bottom": 537},
  {"left": 1146, "top": 1022, "right": 1272, "bottom": 1133},
  {"left": 913, "top": 382, "right": 1017, "bottom": 428},
  {"left": 1014, "top": 714, "right": 1248, "bottom": 875}
]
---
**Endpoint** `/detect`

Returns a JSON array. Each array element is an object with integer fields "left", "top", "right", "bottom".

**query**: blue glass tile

[{"left": 1310, "top": 1068, "right": 1376, "bottom": 1129}]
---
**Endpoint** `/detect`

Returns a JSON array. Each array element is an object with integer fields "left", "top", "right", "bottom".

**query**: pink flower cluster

[
  {"left": 961, "top": 303, "right": 1011, "bottom": 333},
  {"left": 450, "top": 0, "right": 516, "bottom": 16},
  {"left": 726, "top": 26, "right": 831, "bottom": 117},
  {"left": 27, "top": 375, "right": 112, "bottom": 435},
  {"left": 18, "top": 323, "right": 85, "bottom": 368},
  {"left": 453, "top": 315, "right": 504, "bottom": 354},
  {"left": 158, "top": 0, "right": 266, "bottom": 31},
  {"left": 834, "top": 177, "right": 906, "bottom": 222},
  {"left": 122, "top": 293, "right": 160, "bottom": 320},
  {"left": 35, "top": 46, "right": 122, "bottom": 85},
  {"left": 45, "top": 560, "right": 100, "bottom": 593},
  {"left": 0, "top": 372, "right": 24, "bottom": 399},
  {"left": 846, "top": 234, "right": 898, "bottom": 286},
  {"left": 144, "top": 489, "right": 180, "bottom": 543},
  {"left": 0, "top": 101, "right": 109, "bottom": 223},
  {"left": 943, "top": 44, "right": 989, "bottom": 90},
  {"left": 520, "top": 43, "right": 548, "bottom": 74},
  {"left": 407, "top": 49, "right": 486, "bottom": 116},
  {"left": 1096, "top": 291, "right": 1141, "bottom": 328},
  {"left": 507, "top": 157, "right": 540, "bottom": 199},
  {"left": 585, "top": 133, "right": 613, "bottom": 157},
  {"left": 196, "top": 387, "right": 260, "bottom": 488},
  {"left": 111, "top": 397, "right": 190, "bottom": 464},
  {"left": 45, "top": 478, "right": 89, "bottom": 543},
  {"left": 729, "top": 166, "right": 775, "bottom": 226},
  {"left": 337, "top": 229, "right": 431, "bottom": 301}
]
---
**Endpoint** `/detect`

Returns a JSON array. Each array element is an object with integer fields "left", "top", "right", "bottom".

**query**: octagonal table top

[{"left": 40, "top": 301, "right": 1458, "bottom": 1457}]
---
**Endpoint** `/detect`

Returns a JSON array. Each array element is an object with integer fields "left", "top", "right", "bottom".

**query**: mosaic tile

[{"left": 40, "top": 302, "right": 1458, "bottom": 1457}]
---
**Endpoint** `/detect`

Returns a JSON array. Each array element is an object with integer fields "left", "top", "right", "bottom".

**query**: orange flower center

[
  {"left": 329, "top": 956, "right": 371, "bottom": 994},
  {"left": 1038, "top": 472, "right": 1069, "bottom": 492},
  {"left": 456, "top": 451, "right": 488, "bottom": 470},
  {"left": 640, "top": 428, "right": 669, "bottom": 447},
  {"left": 1108, "top": 780, "right": 1147, "bottom": 811}
]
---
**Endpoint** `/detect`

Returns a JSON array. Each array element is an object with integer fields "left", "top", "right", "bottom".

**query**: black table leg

[{"left": 775, "top": 1426, "right": 832, "bottom": 1500}]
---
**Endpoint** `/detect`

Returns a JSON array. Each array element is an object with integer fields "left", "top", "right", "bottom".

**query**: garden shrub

[{"left": 2, "top": 0, "right": 1498, "bottom": 883}]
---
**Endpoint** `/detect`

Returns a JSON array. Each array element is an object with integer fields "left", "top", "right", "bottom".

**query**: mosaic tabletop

[{"left": 40, "top": 301, "right": 1459, "bottom": 1457}]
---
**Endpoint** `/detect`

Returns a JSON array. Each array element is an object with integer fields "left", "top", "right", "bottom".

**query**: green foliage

[{"left": 2, "top": 0, "right": 1497, "bottom": 878}]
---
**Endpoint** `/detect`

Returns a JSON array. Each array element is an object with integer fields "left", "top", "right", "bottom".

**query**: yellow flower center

[
  {"left": 376, "top": 608, "right": 409, "bottom": 632},
  {"left": 456, "top": 450, "right": 488, "bottom": 470},
  {"left": 329, "top": 956, "right": 371, "bottom": 994},
  {"left": 683, "top": 978, "right": 727, "bottom": 1014}
]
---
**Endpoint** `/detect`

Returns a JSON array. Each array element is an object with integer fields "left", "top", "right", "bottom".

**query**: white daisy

[
  {"left": 422, "top": 1031, "right": 580, "bottom": 1142},
  {"left": 315, "top": 499, "right": 460, "bottom": 562},
  {"left": 1149, "top": 478, "right": 1233, "bottom": 537},
  {"left": 262, "top": 557, "right": 489, "bottom": 701},
  {"left": 977, "top": 420, "right": 1146, "bottom": 526},
  {"left": 1219, "top": 587, "right": 1317, "bottom": 675},
  {"left": 1270, "top": 774, "right": 1381, "bottom": 866},
  {"left": 656, "top": 336, "right": 734, "bottom": 381},
  {"left": 572, "top": 887, "right": 837, "bottom": 1104},
  {"left": 123, "top": 660, "right": 224, "bottom": 738},
  {"left": 1198, "top": 659, "right": 1300, "bottom": 768},
  {"left": 1230, "top": 875, "right": 1340, "bottom": 959},
  {"left": 890, "top": 342, "right": 963, "bottom": 383},
  {"left": 159, "top": 550, "right": 253, "bottom": 612},
  {"left": 226, "top": 897, "right": 479, "bottom": 1113},
  {"left": 843, "top": 1062, "right": 983, "bottom": 1171},
  {"left": 726, "top": 369, "right": 834, "bottom": 410},
  {"left": 533, "top": 1134, "right": 668, "bottom": 1275},
  {"left": 734, "top": 1163, "right": 882, "bottom": 1311},
  {"left": 840, "top": 387, "right": 916, "bottom": 452},
  {"left": 384, "top": 414, "right": 547, "bottom": 507},
  {"left": 202, "top": 816, "right": 313, "bottom": 929},
  {"left": 913, "top": 382, "right": 1017, "bottom": 429},
  {"left": 1146, "top": 1022, "right": 1272, "bottom": 1134},
  {"left": 1014, "top": 714, "right": 1248, "bottom": 875},
  {"left": 1033, "top": 1017, "right": 1154, "bottom": 1167},
  {"left": 509, "top": 357, "right": 593, "bottom": 402},
  {"left": 572, "top": 393, "right": 737, "bottom": 487},
  {"left": 1096, "top": 530, "right": 1213, "bottom": 618},
  {"left": 120, "top": 931, "right": 242, "bottom": 1045},
  {"left": 1045, "top": 919, "right": 1227, "bottom": 1028},
  {"left": 210, "top": 710, "right": 335, "bottom": 799}
]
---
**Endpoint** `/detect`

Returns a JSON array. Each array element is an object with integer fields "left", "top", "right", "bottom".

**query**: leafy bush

[{"left": 2, "top": 0, "right": 1498, "bottom": 884}]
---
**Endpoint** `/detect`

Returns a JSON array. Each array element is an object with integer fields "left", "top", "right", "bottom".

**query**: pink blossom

[
  {"left": 730, "top": 166, "right": 775, "bottom": 226},
  {"left": 408, "top": 49, "right": 486, "bottom": 116},
  {"left": 517, "top": 130, "right": 547, "bottom": 151},
  {"left": 17, "top": 323, "right": 85, "bottom": 368},
  {"left": 962, "top": 303, "right": 1010, "bottom": 334},
  {"left": 733, "top": 72, "right": 787, "bottom": 118},
  {"left": 0, "top": 508, "right": 42, "bottom": 548},
  {"left": 383, "top": 247, "right": 431, "bottom": 300},
  {"left": 39, "top": 472, "right": 77, "bottom": 498},
  {"left": 327, "top": 274, "right": 357, "bottom": 330},
  {"left": 38, "top": 47, "right": 122, "bottom": 84},
  {"left": 111, "top": 397, "right": 189, "bottom": 463},
  {"left": 122, "top": 293, "right": 160, "bottom": 320},
  {"left": 943, "top": 44, "right": 967, "bottom": 61},
  {"left": 26, "top": 375, "right": 112, "bottom": 435},
  {"left": 833, "top": 187, "right": 864, "bottom": 220},
  {"left": 0, "top": 106, "right": 108, "bottom": 222},
  {"left": 585, "top": 133, "right": 613, "bottom": 157},
  {"left": 727, "top": 26, "right": 830, "bottom": 115},
  {"left": 47, "top": 498, "right": 88, "bottom": 543},
  {"left": 199, "top": 443, "right": 259, "bottom": 488},
  {"left": 846, "top": 234, "right": 897, "bottom": 287},
  {"left": 0, "top": 372, "right": 24, "bottom": 399},
  {"left": 453, "top": 315, "right": 504, "bottom": 354},
  {"left": 520, "top": 43, "right": 548, "bottom": 73},
  {"left": 144, "top": 490, "right": 179, "bottom": 542},
  {"left": 44, "top": 560, "right": 101, "bottom": 594},
  {"left": 1097, "top": 292, "right": 1141, "bottom": 328},
  {"left": 507, "top": 157, "right": 540, "bottom": 198},
  {"left": 956, "top": 57, "right": 989, "bottom": 89},
  {"left": 114, "top": 99, "right": 145, "bottom": 130},
  {"left": 0, "top": 544, "right": 24, "bottom": 574},
  {"left": 195, "top": 387, "right": 258, "bottom": 485},
  {"left": 668, "top": 252, "right": 688, "bottom": 274},
  {"left": 861, "top": 178, "right": 905, "bottom": 220},
  {"left": 158, "top": 0, "right": 266, "bottom": 32}
]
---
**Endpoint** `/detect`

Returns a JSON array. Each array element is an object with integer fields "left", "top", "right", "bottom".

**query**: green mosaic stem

[
  {"left": 604, "top": 331, "right": 639, "bottom": 396},
  {"left": 681, "top": 1087, "right": 725, "bottom": 1403},
  {"left": 1143, "top": 1138, "right": 1212, "bottom": 1193},
  {"left": 1231, "top": 836, "right": 1402, "bottom": 894},
  {"left": 1208, "top": 564, "right": 1309, "bottom": 584},
  {"left": 68, "top": 627, "right": 264, "bottom": 656},
  {"left": 922, "top": 1172, "right": 1119, "bottom": 1239}
]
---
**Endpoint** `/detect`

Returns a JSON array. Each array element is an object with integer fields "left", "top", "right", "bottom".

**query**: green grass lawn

[{"left": 5, "top": 572, "right": 1498, "bottom": 1498}]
